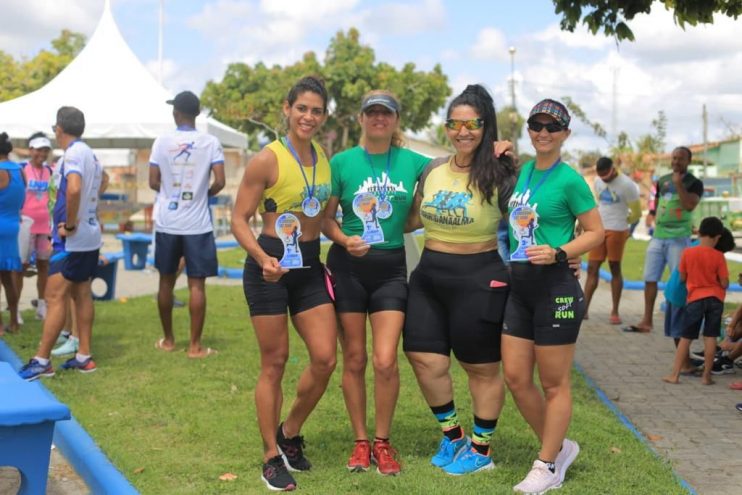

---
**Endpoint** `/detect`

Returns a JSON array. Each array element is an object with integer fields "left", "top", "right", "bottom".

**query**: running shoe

[
  {"left": 442, "top": 447, "right": 493, "bottom": 475},
  {"left": 18, "top": 358, "right": 55, "bottom": 381},
  {"left": 513, "top": 460, "right": 562, "bottom": 494},
  {"left": 372, "top": 439, "right": 401, "bottom": 475},
  {"left": 347, "top": 440, "right": 371, "bottom": 472},
  {"left": 555, "top": 438, "right": 579, "bottom": 483},
  {"left": 431, "top": 435, "right": 470, "bottom": 468},
  {"left": 60, "top": 356, "right": 97, "bottom": 373},
  {"left": 736, "top": 403, "right": 742, "bottom": 414},
  {"left": 261, "top": 455, "right": 296, "bottom": 491},
  {"left": 276, "top": 423, "right": 311, "bottom": 471},
  {"left": 711, "top": 356, "right": 735, "bottom": 375},
  {"left": 55, "top": 331, "right": 71, "bottom": 345},
  {"left": 51, "top": 336, "right": 79, "bottom": 356},
  {"left": 35, "top": 299, "right": 47, "bottom": 320}
]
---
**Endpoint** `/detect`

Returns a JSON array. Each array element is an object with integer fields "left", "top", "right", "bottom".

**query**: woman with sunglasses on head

[
  {"left": 503, "top": 99, "right": 603, "bottom": 494},
  {"left": 322, "top": 90, "right": 431, "bottom": 476},
  {"left": 403, "top": 84, "right": 517, "bottom": 476},
  {"left": 232, "top": 76, "right": 337, "bottom": 492}
]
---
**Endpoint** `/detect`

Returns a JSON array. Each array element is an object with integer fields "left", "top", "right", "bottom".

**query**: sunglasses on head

[
  {"left": 445, "top": 118, "right": 484, "bottom": 131},
  {"left": 527, "top": 121, "right": 564, "bottom": 133}
]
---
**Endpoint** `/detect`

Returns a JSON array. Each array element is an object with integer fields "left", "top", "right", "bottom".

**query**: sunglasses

[
  {"left": 527, "top": 121, "right": 564, "bottom": 133},
  {"left": 445, "top": 118, "right": 484, "bottom": 131}
]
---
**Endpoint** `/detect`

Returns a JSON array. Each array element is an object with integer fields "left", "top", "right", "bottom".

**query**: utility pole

[
  {"left": 703, "top": 103, "right": 709, "bottom": 179},
  {"left": 612, "top": 67, "right": 618, "bottom": 145},
  {"left": 158, "top": 0, "right": 164, "bottom": 85},
  {"left": 509, "top": 46, "right": 518, "bottom": 156}
]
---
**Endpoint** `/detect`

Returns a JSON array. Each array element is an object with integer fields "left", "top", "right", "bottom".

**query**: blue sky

[{"left": 3, "top": 0, "right": 742, "bottom": 154}]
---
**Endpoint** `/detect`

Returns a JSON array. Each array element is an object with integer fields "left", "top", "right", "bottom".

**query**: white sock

[
  {"left": 76, "top": 353, "right": 91, "bottom": 362},
  {"left": 33, "top": 356, "right": 50, "bottom": 366}
]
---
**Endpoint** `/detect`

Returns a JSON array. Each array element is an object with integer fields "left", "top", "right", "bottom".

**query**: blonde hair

[{"left": 359, "top": 90, "right": 405, "bottom": 148}]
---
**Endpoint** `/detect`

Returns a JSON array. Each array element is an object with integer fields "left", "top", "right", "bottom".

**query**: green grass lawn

[{"left": 4, "top": 286, "right": 689, "bottom": 494}]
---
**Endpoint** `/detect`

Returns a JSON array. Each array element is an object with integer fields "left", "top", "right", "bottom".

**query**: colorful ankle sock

[
  {"left": 430, "top": 401, "right": 463, "bottom": 441},
  {"left": 539, "top": 459, "right": 556, "bottom": 473},
  {"left": 471, "top": 416, "right": 497, "bottom": 455}
]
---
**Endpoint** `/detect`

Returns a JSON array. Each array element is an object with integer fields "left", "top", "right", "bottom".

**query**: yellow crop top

[
  {"left": 260, "top": 139, "right": 332, "bottom": 214},
  {"left": 419, "top": 156, "right": 502, "bottom": 243}
]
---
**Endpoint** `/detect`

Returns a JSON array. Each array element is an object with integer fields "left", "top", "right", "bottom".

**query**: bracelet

[{"left": 64, "top": 223, "right": 76, "bottom": 231}]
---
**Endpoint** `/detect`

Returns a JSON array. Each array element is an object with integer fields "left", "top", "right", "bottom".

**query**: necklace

[{"left": 453, "top": 155, "right": 471, "bottom": 169}]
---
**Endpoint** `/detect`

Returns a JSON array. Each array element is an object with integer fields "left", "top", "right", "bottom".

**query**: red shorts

[{"left": 588, "top": 230, "right": 630, "bottom": 262}]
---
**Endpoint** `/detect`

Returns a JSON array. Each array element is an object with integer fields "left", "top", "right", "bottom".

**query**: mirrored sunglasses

[{"left": 445, "top": 118, "right": 484, "bottom": 131}]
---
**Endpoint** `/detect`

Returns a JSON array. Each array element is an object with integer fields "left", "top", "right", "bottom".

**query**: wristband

[{"left": 64, "top": 223, "right": 76, "bottom": 231}]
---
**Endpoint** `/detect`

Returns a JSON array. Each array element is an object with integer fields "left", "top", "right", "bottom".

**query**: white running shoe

[
  {"left": 513, "top": 460, "right": 562, "bottom": 494},
  {"left": 35, "top": 299, "right": 47, "bottom": 320},
  {"left": 16, "top": 312, "right": 23, "bottom": 325},
  {"left": 555, "top": 439, "right": 579, "bottom": 483}
]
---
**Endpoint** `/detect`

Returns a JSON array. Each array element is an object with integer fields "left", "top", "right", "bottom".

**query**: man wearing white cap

[{"left": 17, "top": 132, "right": 54, "bottom": 321}]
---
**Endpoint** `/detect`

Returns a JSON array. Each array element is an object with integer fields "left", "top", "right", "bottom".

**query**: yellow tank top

[
  {"left": 260, "top": 139, "right": 332, "bottom": 214},
  {"left": 419, "top": 157, "right": 501, "bottom": 243}
]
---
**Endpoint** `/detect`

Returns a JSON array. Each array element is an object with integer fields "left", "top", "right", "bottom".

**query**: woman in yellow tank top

[
  {"left": 403, "top": 84, "right": 517, "bottom": 475},
  {"left": 232, "top": 76, "right": 337, "bottom": 492}
]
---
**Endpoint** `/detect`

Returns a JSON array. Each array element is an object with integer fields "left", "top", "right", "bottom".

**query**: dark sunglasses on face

[
  {"left": 528, "top": 121, "right": 564, "bottom": 133},
  {"left": 445, "top": 118, "right": 484, "bottom": 131}
]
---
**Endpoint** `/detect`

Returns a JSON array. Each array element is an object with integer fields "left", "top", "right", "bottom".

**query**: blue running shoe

[
  {"left": 431, "top": 435, "right": 470, "bottom": 468},
  {"left": 443, "top": 447, "right": 494, "bottom": 475},
  {"left": 60, "top": 356, "right": 97, "bottom": 373},
  {"left": 18, "top": 358, "right": 55, "bottom": 381}
]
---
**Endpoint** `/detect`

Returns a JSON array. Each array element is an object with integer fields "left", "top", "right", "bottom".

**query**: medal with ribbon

[
  {"left": 363, "top": 147, "right": 393, "bottom": 219},
  {"left": 283, "top": 137, "right": 321, "bottom": 217},
  {"left": 509, "top": 157, "right": 560, "bottom": 262}
]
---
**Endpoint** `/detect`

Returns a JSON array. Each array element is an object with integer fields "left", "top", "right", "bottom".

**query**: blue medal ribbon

[
  {"left": 519, "top": 156, "right": 561, "bottom": 205},
  {"left": 363, "top": 147, "right": 392, "bottom": 202},
  {"left": 283, "top": 136, "right": 318, "bottom": 203}
]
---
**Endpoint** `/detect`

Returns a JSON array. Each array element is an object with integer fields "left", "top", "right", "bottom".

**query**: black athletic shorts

[
  {"left": 243, "top": 235, "right": 332, "bottom": 316},
  {"left": 49, "top": 249, "right": 100, "bottom": 282},
  {"left": 403, "top": 248, "right": 509, "bottom": 364},
  {"left": 326, "top": 243, "right": 407, "bottom": 314},
  {"left": 503, "top": 262, "right": 585, "bottom": 346},
  {"left": 682, "top": 296, "right": 723, "bottom": 340},
  {"left": 155, "top": 231, "right": 217, "bottom": 277}
]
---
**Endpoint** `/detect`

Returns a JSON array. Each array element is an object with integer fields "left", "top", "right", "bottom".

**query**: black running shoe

[
  {"left": 276, "top": 422, "right": 312, "bottom": 471},
  {"left": 262, "top": 455, "right": 296, "bottom": 491},
  {"left": 711, "top": 356, "right": 735, "bottom": 375}
]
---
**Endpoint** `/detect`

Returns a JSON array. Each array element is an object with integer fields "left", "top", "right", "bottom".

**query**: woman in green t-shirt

[
  {"left": 502, "top": 99, "right": 604, "bottom": 494},
  {"left": 322, "top": 90, "right": 430, "bottom": 475}
]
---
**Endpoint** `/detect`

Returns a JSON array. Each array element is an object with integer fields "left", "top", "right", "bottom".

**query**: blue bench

[
  {"left": 115, "top": 233, "right": 152, "bottom": 270},
  {"left": 0, "top": 361, "right": 71, "bottom": 495}
]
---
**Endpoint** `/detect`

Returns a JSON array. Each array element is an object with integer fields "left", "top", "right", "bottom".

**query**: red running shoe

[
  {"left": 372, "top": 440, "right": 401, "bottom": 476},
  {"left": 347, "top": 440, "right": 371, "bottom": 472}
]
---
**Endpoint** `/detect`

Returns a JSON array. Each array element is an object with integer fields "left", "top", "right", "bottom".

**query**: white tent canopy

[{"left": 0, "top": 0, "right": 246, "bottom": 149}]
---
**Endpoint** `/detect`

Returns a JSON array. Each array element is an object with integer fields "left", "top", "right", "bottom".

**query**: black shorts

[
  {"left": 682, "top": 296, "right": 723, "bottom": 339},
  {"left": 49, "top": 249, "right": 100, "bottom": 282},
  {"left": 155, "top": 231, "right": 217, "bottom": 278},
  {"left": 243, "top": 235, "right": 332, "bottom": 316},
  {"left": 403, "top": 248, "right": 509, "bottom": 364},
  {"left": 326, "top": 243, "right": 407, "bottom": 314},
  {"left": 503, "top": 262, "right": 585, "bottom": 346}
]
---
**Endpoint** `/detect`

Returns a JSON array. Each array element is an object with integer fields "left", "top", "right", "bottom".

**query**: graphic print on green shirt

[
  {"left": 507, "top": 160, "right": 596, "bottom": 259},
  {"left": 654, "top": 172, "right": 703, "bottom": 239},
  {"left": 330, "top": 146, "right": 430, "bottom": 249}
]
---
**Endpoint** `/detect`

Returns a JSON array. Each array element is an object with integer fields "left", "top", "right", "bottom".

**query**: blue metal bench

[{"left": 0, "top": 362, "right": 71, "bottom": 495}]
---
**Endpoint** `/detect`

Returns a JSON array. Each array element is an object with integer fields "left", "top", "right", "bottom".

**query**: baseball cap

[
  {"left": 29, "top": 136, "right": 52, "bottom": 149},
  {"left": 528, "top": 99, "right": 570, "bottom": 128},
  {"left": 167, "top": 91, "right": 201, "bottom": 116},
  {"left": 361, "top": 94, "right": 400, "bottom": 113}
]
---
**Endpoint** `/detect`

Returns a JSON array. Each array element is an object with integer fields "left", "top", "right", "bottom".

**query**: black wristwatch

[
  {"left": 554, "top": 247, "right": 568, "bottom": 264},
  {"left": 64, "top": 223, "right": 76, "bottom": 232}
]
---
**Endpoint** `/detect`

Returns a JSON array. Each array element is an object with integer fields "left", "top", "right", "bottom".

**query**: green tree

[
  {"left": 561, "top": 96, "right": 607, "bottom": 140},
  {"left": 201, "top": 28, "right": 451, "bottom": 154},
  {"left": 0, "top": 30, "right": 86, "bottom": 102},
  {"left": 496, "top": 105, "right": 525, "bottom": 143},
  {"left": 553, "top": 0, "right": 742, "bottom": 41}
]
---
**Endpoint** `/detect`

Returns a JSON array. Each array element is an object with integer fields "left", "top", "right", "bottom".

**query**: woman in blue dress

[{"left": 0, "top": 132, "right": 26, "bottom": 334}]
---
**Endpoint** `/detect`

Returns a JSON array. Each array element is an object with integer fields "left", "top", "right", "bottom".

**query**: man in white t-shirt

[
  {"left": 20, "top": 106, "right": 104, "bottom": 380},
  {"left": 583, "top": 157, "right": 641, "bottom": 325},
  {"left": 149, "top": 91, "right": 225, "bottom": 358}
]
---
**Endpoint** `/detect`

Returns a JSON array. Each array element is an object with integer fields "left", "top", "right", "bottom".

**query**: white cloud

[{"left": 471, "top": 27, "right": 509, "bottom": 61}]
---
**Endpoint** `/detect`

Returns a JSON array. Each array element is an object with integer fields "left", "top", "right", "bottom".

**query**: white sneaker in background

[
  {"left": 35, "top": 299, "right": 47, "bottom": 320},
  {"left": 513, "top": 459, "right": 562, "bottom": 494}
]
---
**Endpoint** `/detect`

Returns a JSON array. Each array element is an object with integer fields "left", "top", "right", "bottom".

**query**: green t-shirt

[
  {"left": 653, "top": 172, "right": 704, "bottom": 239},
  {"left": 330, "top": 146, "right": 430, "bottom": 249},
  {"left": 508, "top": 160, "right": 596, "bottom": 257}
]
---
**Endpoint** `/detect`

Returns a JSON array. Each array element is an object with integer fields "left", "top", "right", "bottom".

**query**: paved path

[{"left": 577, "top": 280, "right": 742, "bottom": 495}]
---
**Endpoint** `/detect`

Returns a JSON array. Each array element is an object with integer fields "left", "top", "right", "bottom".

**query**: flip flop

[
  {"left": 609, "top": 315, "right": 622, "bottom": 325},
  {"left": 188, "top": 347, "right": 217, "bottom": 359},
  {"left": 622, "top": 325, "right": 650, "bottom": 333},
  {"left": 730, "top": 381, "right": 742, "bottom": 391},
  {"left": 155, "top": 338, "right": 175, "bottom": 352}
]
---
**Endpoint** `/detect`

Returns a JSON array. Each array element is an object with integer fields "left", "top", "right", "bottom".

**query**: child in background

[{"left": 663, "top": 217, "right": 729, "bottom": 385}]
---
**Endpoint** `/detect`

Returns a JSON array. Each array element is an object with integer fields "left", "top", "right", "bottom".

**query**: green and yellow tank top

[
  {"left": 419, "top": 156, "right": 501, "bottom": 243},
  {"left": 260, "top": 139, "right": 332, "bottom": 214}
]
